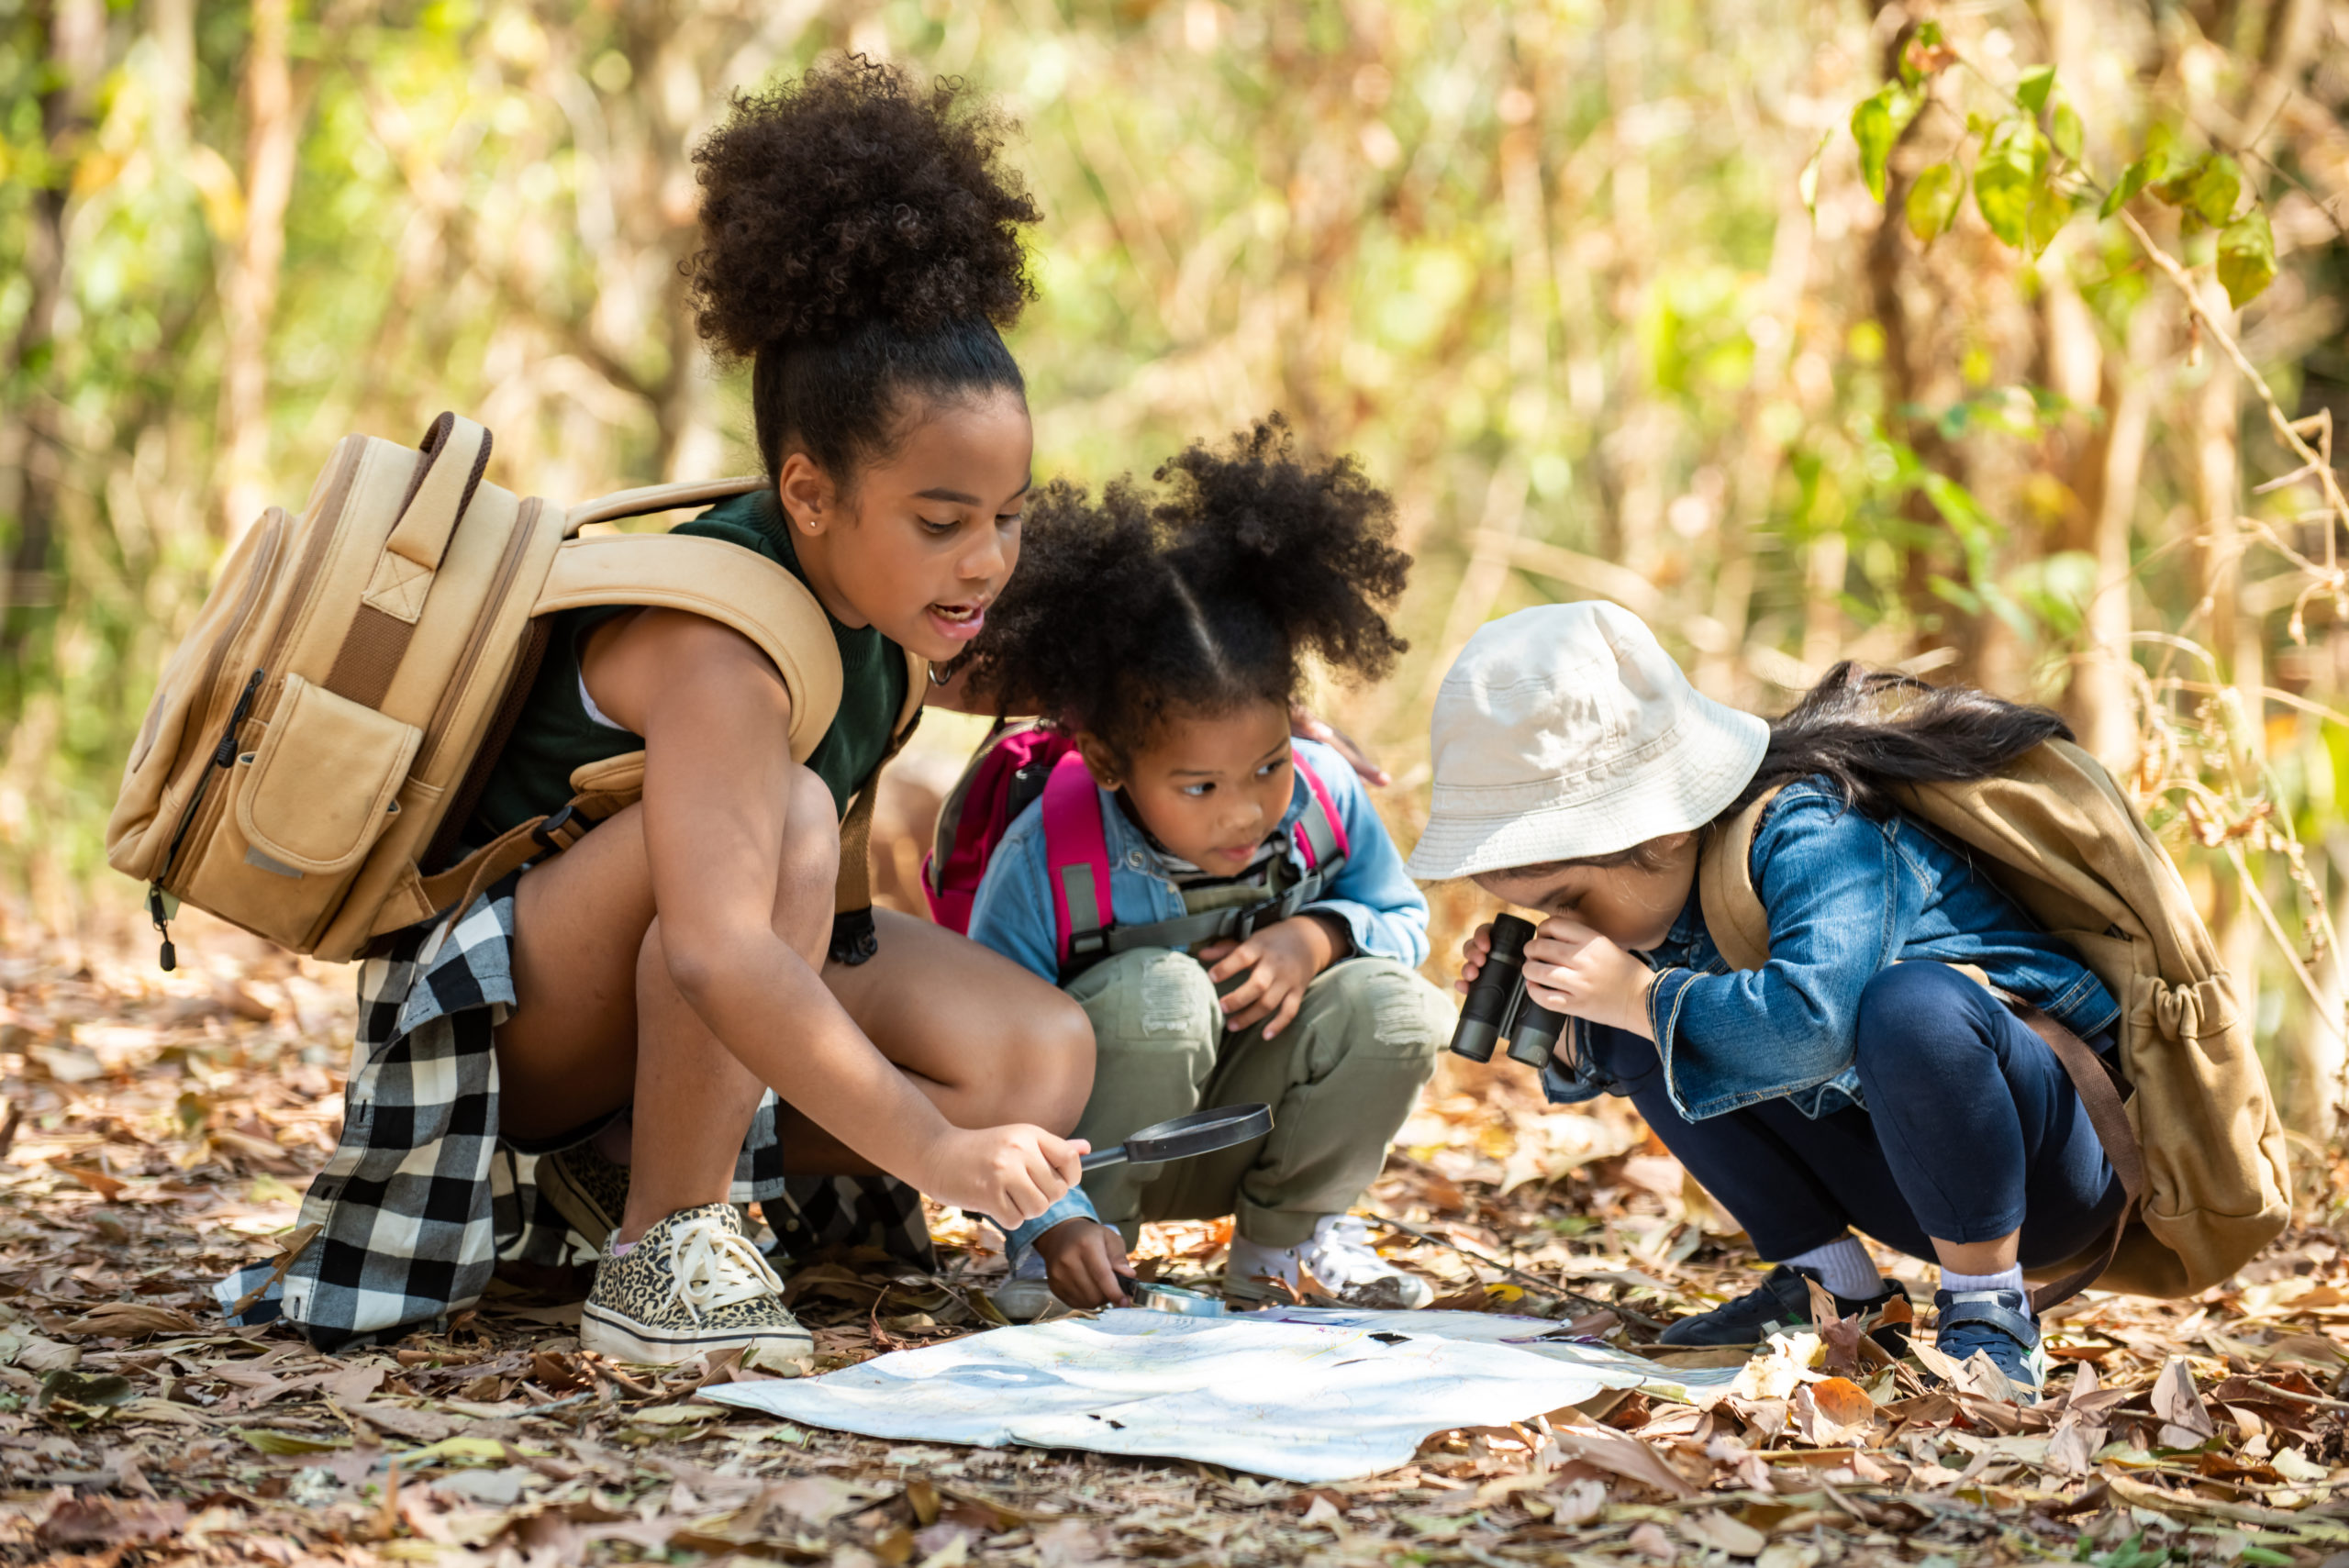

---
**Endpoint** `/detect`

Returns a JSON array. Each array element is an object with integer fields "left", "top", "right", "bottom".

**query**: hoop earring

[{"left": 928, "top": 655, "right": 964, "bottom": 688}]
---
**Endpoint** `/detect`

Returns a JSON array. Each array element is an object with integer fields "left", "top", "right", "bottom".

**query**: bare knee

[
  {"left": 956, "top": 984, "right": 1096, "bottom": 1136},
  {"left": 1030, "top": 987, "right": 1097, "bottom": 1135}
]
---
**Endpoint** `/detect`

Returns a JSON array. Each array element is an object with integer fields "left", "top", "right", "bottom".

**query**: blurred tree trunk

[
  {"left": 216, "top": 0, "right": 306, "bottom": 539},
  {"left": 1864, "top": 16, "right": 1973, "bottom": 678},
  {"left": 2074, "top": 299, "right": 2164, "bottom": 772},
  {"left": 1700, "top": 179, "right": 1811, "bottom": 703},
  {"left": 0, "top": 0, "right": 106, "bottom": 668},
  {"left": 2187, "top": 274, "right": 2273, "bottom": 1084}
]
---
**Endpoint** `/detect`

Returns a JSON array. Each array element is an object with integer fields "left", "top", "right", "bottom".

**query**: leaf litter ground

[{"left": 5, "top": 920, "right": 2349, "bottom": 1567}]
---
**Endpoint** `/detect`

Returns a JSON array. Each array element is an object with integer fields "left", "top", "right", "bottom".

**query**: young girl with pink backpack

[{"left": 936, "top": 420, "right": 1455, "bottom": 1318}]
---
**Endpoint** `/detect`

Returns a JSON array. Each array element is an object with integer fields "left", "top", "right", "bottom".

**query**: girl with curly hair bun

[
  {"left": 960, "top": 419, "right": 1456, "bottom": 1318},
  {"left": 296, "top": 58, "right": 1097, "bottom": 1365}
]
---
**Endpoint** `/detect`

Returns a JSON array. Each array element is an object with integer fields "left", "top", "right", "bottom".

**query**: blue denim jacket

[
  {"left": 969, "top": 737, "right": 1430, "bottom": 1251},
  {"left": 1543, "top": 778, "right": 2120, "bottom": 1122},
  {"left": 966, "top": 737, "right": 1431, "bottom": 983}
]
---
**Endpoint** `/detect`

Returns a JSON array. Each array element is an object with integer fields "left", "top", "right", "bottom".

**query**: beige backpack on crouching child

[
  {"left": 107, "top": 412, "right": 923, "bottom": 967},
  {"left": 1698, "top": 740, "right": 2292, "bottom": 1306}
]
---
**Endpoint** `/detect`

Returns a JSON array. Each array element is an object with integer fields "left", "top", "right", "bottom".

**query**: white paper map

[{"left": 701, "top": 1307, "right": 1739, "bottom": 1484}]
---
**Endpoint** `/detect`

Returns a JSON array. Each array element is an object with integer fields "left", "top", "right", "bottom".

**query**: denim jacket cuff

[
  {"left": 1645, "top": 966, "right": 1702, "bottom": 1046},
  {"left": 1644, "top": 967, "right": 1706, "bottom": 1118},
  {"left": 1004, "top": 1186, "right": 1100, "bottom": 1256},
  {"left": 1300, "top": 898, "right": 1380, "bottom": 961}
]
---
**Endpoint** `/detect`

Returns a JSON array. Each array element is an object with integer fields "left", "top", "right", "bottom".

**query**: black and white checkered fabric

[{"left": 215, "top": 875, "right": 936, "bottom": 1352}]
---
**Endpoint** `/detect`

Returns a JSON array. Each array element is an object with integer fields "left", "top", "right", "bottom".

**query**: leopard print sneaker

[
  {"left": 537, "top": 1138, "right": 631, "bottom": 1248},
  {"left": 581, "top": 1203, "right": 813, "bottom": 1367}
]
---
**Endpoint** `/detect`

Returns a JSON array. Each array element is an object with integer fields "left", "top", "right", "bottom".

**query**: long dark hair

[{"left": 1727, "top": 661, "right": 2073, "bottom": 818}]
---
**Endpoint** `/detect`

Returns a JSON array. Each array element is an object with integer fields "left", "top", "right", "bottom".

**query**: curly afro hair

[
  {"left": 972, "top": 416, "right": 1412, "bottom": 760},
  {"left": 685, "top": 58, "right": 1041, "bottom": 480}
]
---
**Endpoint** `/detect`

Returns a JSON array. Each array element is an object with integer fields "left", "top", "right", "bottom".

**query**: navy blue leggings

[{"left": 1598, "top": 963, "right": 2125, "bottom": 1267}]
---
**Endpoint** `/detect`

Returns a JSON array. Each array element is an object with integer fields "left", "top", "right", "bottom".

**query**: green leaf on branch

[
  {"left": 2026, "top": 184, "right": 2074, "bottom": 257},
  {"left": 1799, "top": 131, "right": 1830, "bottom": 218},
  {"left": 1905, "top": 161, "right": 1965, "bottom": 242},
  {"left": 1974, "top": 119, "right": 2046, "bottom": 248},
  {"left": 2051, "top": 100, "right": 2084, "bottom": 162},
  {"left": 2216, "top": 209, "right": 2277, "bottom": 306},
  {"left": 2015, "top": 65, "right": 2056, "bottom": 116},
  {"left": 1852, "top": 85, "right": 1908, "bottom": 203},
  {"left": 2153, "top": 153, "right": 2242, "bottom": 229},
  {"left": 2099, "top": 150, "right": 2164, "bottom": 218}
]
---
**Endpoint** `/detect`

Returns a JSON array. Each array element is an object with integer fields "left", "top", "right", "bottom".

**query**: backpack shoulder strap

[
  {"left": 1695, "top": 785, "right": 1782, "bottom": 972},
  {"left": 534, "top": 531, "right": 843, "bottom": 757},
  {"left": 563, "top": 475, "right": 763, "bottom": 534},
  {"left": 894, "top": 648, "right": 929, "bottom": 736},
  {"left": 1289, "top": 751, "right": 1350, "bottom": 872},
  {"left": 1040, "top": 751, "right": 1116, "bottom": 973}
]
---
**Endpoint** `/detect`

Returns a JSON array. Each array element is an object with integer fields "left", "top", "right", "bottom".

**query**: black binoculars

[{"left": 1449, "top": 913, "right": 1567, "bottom": 1070}]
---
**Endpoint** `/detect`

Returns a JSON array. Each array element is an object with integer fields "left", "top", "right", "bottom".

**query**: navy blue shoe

[
  {"left": 1661, "top": 1264, "right": 1907, "bottom": 1347},
  {"left": 1932, "top": 1287, "right": 2044, "bottom": 1390}
]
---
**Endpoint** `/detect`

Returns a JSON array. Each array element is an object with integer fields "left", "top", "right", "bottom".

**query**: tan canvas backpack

[
  {"left": 108, "top": 412, "right": 923, "bottom": 967},
  {"left": 1697, "top": 740, "right": 2291, "bottom": 1305}
]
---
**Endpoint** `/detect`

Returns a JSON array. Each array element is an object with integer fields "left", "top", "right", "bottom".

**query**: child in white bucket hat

[{"left": 1410, "top": 603, "right": 2127, "bottom": 1390}]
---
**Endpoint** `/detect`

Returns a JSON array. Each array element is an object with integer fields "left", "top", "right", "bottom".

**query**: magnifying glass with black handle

[{"left": 1078, "top": 1103, "right": 1274, "bottom": 1171}]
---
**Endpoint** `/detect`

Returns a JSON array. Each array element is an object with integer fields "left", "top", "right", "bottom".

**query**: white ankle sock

[
  {"left": 1942, "top": 1264, "right": 2026, "bottom": 1297},
  {"left": 1782, "top": 1236, "right": 1885, "bottom": 1300}
]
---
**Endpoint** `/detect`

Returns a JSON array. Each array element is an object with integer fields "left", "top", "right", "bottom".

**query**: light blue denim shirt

[
  {"left": 1542, "top": 778, "right": 2121, "bottom": 1122},
  {"left": 971, "top": 737, "right": 1431, "bottom": 1251},
  {"left": 966, "top": 737, "right": 1431, "bottom": 983}
]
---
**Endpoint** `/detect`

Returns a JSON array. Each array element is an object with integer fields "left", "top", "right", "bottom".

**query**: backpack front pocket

[{"left": 236, "top": 673, "right": 422, "bottom": 875}]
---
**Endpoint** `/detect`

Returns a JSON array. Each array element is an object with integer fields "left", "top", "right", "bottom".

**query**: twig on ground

[{"left": 1364, "top": 1216, "right": 1667, "bottom": 1331}]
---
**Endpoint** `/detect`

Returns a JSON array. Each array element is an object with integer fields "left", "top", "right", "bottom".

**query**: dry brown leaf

[
  {"left": 62, "top": 1301, "right": 202, "bottom": 1338},
  {"left": 1802, "top": 1375, "right": 1876, "bottom": 1440},
  {"left": 2043, "top": 1417, "right": 2109, "bottom": 1476},
  {"left": 349, "top": 1401, "right": 464, "bottom": 1443},
  {"left": 1034, "top": 1519, "right": 1117, "bottom": 1567},
  {"left": 1547, "top": 1425, "right": 1698, "bottom": 1499},
  {"left": 2151, "top": 1357, "right": 2217, "bottom": 1446},
  {"left": 47, "top": 1159, "right": 128, "bottom": 1198},
  {"left": 36, "top": 1495, "right": 189, "bottom": 1548},
  {"left": 1678, "top": 1507, "right": 1767, "bottom": 1557},
  {"left": 1628, "top": 1520, "right": 1677, "bottom": 1560}
]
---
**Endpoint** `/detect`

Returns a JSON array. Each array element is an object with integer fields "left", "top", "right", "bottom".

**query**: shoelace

[
  {"left": 662, "top": 1214, "right": 785, "bottom": 1325},
  {"left": 1299, "top": 1216, "right": 1391, "bottom": 1286}
]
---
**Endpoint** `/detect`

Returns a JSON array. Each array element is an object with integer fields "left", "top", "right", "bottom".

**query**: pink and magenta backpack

[{"left": 923, "top": 723, "right": 1351, "bottom": 980}]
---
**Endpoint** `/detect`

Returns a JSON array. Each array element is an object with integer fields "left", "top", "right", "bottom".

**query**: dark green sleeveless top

[{"left": 465, "top": 490, "right": 910, "bottom": 846}]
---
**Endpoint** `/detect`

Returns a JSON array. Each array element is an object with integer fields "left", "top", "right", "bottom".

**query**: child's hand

[
  {"left": 1456, "top": 921, "right": 1496, "bottom": 994},
  {"left": 1200, "top": 914, "right": 1346, "bottom": 1038},
  {"left": 1522, "top": 917, "right": 1659, "bottom": 1038},
  {"left": 1031, "top": 1218, "right": 1136, "bottom": 1309},
  {"left": 923, "top": 1125, "right": 1088, "bottom": 1226}
]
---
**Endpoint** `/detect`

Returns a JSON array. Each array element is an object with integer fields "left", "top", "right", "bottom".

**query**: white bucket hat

[{"left": 1405, "top": 601, "right": 1770, "bottom": 881}]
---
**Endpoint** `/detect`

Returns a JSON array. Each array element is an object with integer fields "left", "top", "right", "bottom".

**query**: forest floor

[{"left": 3, "top": 916, "right": 2349, "bottom": 1567}]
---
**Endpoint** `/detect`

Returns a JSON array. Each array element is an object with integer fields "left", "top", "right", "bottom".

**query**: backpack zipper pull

[
  {"left": 213, "top": 668, "right": 265, "bottom": 767},
  {"left": 148, "top": 885, "right": 176, "bottom": 973}
]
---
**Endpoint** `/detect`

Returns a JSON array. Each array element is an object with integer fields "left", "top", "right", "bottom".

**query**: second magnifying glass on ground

[{"left": 1077, "top": 1104, "right": 1274, "bottom": 1171}]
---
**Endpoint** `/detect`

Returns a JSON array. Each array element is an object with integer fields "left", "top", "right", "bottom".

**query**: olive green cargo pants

[{"left": 1065, "top": 948, "right": 1452, "bottom": 1249}]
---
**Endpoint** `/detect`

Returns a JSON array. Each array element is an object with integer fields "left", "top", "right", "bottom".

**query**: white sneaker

[
  {"left": 1226, "top": 1215, "right": 1433, "bottom": 1308},
  {"left": 989, "top": 1243, "right": 1058, "bottom": 1323}
]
